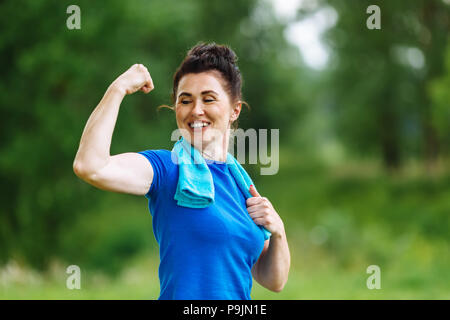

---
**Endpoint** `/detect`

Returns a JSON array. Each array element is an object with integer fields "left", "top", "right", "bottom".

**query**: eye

[
  {"left": 181, "top": 100, "right": 191, "bottom": 105},
  {"left": 204, "top": 97, "right": 215, "bottom": 103}
]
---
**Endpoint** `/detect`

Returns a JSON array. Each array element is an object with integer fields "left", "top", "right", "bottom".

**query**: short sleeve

[{"left": 137, "top": 149, "right": 171, "bottom": 199}]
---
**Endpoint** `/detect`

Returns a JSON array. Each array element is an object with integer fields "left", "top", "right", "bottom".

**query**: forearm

[
  {"left": 257, "top": 230, "right": 290, "bottom": 292},
  {"left": 74, "top": 84, "right": 125, "bottom": 175}
]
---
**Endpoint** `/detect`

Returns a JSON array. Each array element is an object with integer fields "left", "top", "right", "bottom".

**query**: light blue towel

[{"left": 172, "top": 137, "right": 271, "bottom": 239}]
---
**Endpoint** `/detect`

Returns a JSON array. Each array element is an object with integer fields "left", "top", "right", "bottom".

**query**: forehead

[{"left": 177, "top": 71, "right": 227, "bottom": 95}]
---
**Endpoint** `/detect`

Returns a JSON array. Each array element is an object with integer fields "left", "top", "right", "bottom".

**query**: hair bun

[
  {"left": 188, "top": 42, "right": 238, "bottom": 66},
  {"left": 172, "top": 42, "right": 243, "bottom": 107}
]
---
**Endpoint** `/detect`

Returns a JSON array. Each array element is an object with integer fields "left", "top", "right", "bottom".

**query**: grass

[{"left": 2, "top": 248, "right": 449, "bottom": 299}]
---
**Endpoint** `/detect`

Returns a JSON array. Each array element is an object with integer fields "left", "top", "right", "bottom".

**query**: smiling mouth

[{"left": 189, "top": 121, "right": 211, "bottom": 129}]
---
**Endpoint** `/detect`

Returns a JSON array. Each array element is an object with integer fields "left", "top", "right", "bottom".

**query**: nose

[{"left": 191, "top": 100, "right": 205, "bottom": 116}]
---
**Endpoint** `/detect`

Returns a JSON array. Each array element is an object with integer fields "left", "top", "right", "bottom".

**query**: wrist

[
  {"left": 108, "top": 81, "right": 126, "bottom": 97},
  {"left": 271, "top": 223, "right": 286, "bottom": 239}
]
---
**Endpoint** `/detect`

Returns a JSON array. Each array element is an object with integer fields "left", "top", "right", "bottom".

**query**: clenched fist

[
  {"left": 111, "top": 64, "right": 154, "bottom": 95},
  {"left": 246, "top": 185, "right": 285, "bottom": 237}
]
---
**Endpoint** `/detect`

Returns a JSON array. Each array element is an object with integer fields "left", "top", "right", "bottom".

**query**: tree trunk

[
  {"left": 420, "top": 0, "right": 448, "bottom": 172},
  {"left": 379, "top": 106, "right": 401, "bottom": 171}
]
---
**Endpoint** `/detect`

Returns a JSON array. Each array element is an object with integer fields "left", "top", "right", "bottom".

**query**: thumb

[{"left": 249, "top": 184, "right": 261, "bottom": 197}]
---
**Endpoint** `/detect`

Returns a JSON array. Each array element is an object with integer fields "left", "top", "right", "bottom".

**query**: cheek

[
  {"left": 175, "top": 114, "right": 185, "bottom": 129},
  {"left": 175, "top": 108, "right": 185, "bottom": 121},
  {"left": 213, "top": 105, "right": 232, "bottom": 121}
]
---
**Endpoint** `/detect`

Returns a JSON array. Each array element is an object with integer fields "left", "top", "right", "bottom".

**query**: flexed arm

[{"left": 73, "top": 64, "right": 155, "bottom": 195}]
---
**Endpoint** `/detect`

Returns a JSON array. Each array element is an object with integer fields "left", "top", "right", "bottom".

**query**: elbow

[
  {"left": 73, "top": 159, "right": 82, "bottom": 176},
  {"left": 271, "top": 282, "right": 286, "bottom": 293},
  {"left": 263, "top": 278, "right": 287, "bottom": 293},
  {"left": 269, "top": 274, "right": 289, "bottom": 293},
  {"left": 73, "top": 160, "right": 96, "bottom": 181},
  {"left": 73, "top": 160, "right": 86, "bottom": 178}
]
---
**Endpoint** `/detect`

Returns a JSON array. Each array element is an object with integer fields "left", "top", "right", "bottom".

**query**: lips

[{"left": 188, "top": 121, "right": 211, "bottom": 129}]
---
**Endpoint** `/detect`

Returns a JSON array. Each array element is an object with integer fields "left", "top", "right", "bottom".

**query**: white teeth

[{"left": 190, "top": 122, "right": 210, "bottom": 128}]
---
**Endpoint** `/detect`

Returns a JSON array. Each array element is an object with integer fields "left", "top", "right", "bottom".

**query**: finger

[
  {"left": 141, "top": 86, "right": 151, "bottom": 94},
  {"left": 249, "top": 184, "right": 261, "bottom": 198},
  {"left": 252, "top": 217, "right": 268, "bottom": 227},
  {"left": 140, "top": 74, "right": 153, "bottom": 93},
  {"left": 249, "top": 211, "right": 266, "bottom": 220},
  {"left": 247, "top": 203, "right": 266, "bottom": 214},
  {"left": 249, "top": 211, "right": 261, "bottom": 221},
  {"left": 143, "top": 70, "right": 153, "bottom": 86},
  {"left": 146, "top": 77, "right": 154, "bottom": 90},
  {"left": 246, "top": 196, "right": 263, "bottom": 206}
]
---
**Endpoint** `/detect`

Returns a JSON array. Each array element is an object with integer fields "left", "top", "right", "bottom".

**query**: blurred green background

[{"left": 1, "top": 0, "right": 449, "bottom": 299}]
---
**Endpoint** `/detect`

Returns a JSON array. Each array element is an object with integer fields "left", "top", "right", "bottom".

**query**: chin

[{"left": 190, "top": 135, "right": 213, "bottom": 148}]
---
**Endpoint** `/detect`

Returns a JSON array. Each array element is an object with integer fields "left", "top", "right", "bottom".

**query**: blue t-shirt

[{"left": 138, "top": 149, "right": 266, "bottom": 300}]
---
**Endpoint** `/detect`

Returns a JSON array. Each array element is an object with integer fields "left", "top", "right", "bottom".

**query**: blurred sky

[
  {"left": 272, "top": 0, "right": 450, "bottom": 69},
  {"left": 271, "top": 0, "right": 338, "bottom": 69}
]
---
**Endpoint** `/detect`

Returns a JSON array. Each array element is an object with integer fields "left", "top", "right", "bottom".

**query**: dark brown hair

[{"left": 159, "top": 42, "right": 249, "bottom": 130}]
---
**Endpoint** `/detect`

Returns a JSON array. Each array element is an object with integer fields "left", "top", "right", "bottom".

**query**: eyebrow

[{"left": 178, "top": 90, "right": 218, "bottom": 98}]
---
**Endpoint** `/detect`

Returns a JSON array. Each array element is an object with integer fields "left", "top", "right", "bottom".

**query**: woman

[{"left": 73, "top": 43, "right": 290, "bottom": 300}]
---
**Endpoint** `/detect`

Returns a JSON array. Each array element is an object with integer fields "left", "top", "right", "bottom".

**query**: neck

[
  {"left": 192, "top": 130, "right": 230, "bottom": 162},
  {"left": 201, "top": 142, "right": 227, "bottom": 162}
]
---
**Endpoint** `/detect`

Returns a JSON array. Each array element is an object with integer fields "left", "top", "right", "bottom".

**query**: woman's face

[{"left": 175, "top": 71, "right": 240, "bottom": 150}]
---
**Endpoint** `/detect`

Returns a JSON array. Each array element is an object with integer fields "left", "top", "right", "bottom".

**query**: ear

[{"left": 230, "top": 102, "right": 242, "bottom": 122}]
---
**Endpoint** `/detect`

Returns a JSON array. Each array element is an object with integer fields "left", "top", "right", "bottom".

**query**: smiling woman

[
  {"left": 160, "top": 43, "right": 250, "bottom": 162},
  {"left": 175, "top": 71, "right": 240, "bottom": 162},
  {"left": 73, "top": 42, "right": 290, "bottom": 300}
]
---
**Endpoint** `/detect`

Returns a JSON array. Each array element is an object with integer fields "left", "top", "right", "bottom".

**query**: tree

[
  {"left": 303, "top": 0, "right": 450, "bottom": 170},
  {"left": 0, "top": 0, "right": 307, "bottom": 269}
]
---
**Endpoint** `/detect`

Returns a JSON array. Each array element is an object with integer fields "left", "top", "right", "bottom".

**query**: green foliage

[
  {"left": 315, "top": 0, "right": 450, "bottom": 167},
  {"left": 0, "top": 0, "right": 306, "bottom": 270},
  {"left": 58, "top": 194, "right": 155, "bottom": 275},
  {"left": 0, "top": 0, "right": 449, "bottom": 299},
  {"left": 429, "top": 41, "right": 450, "bottom": 155}
]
